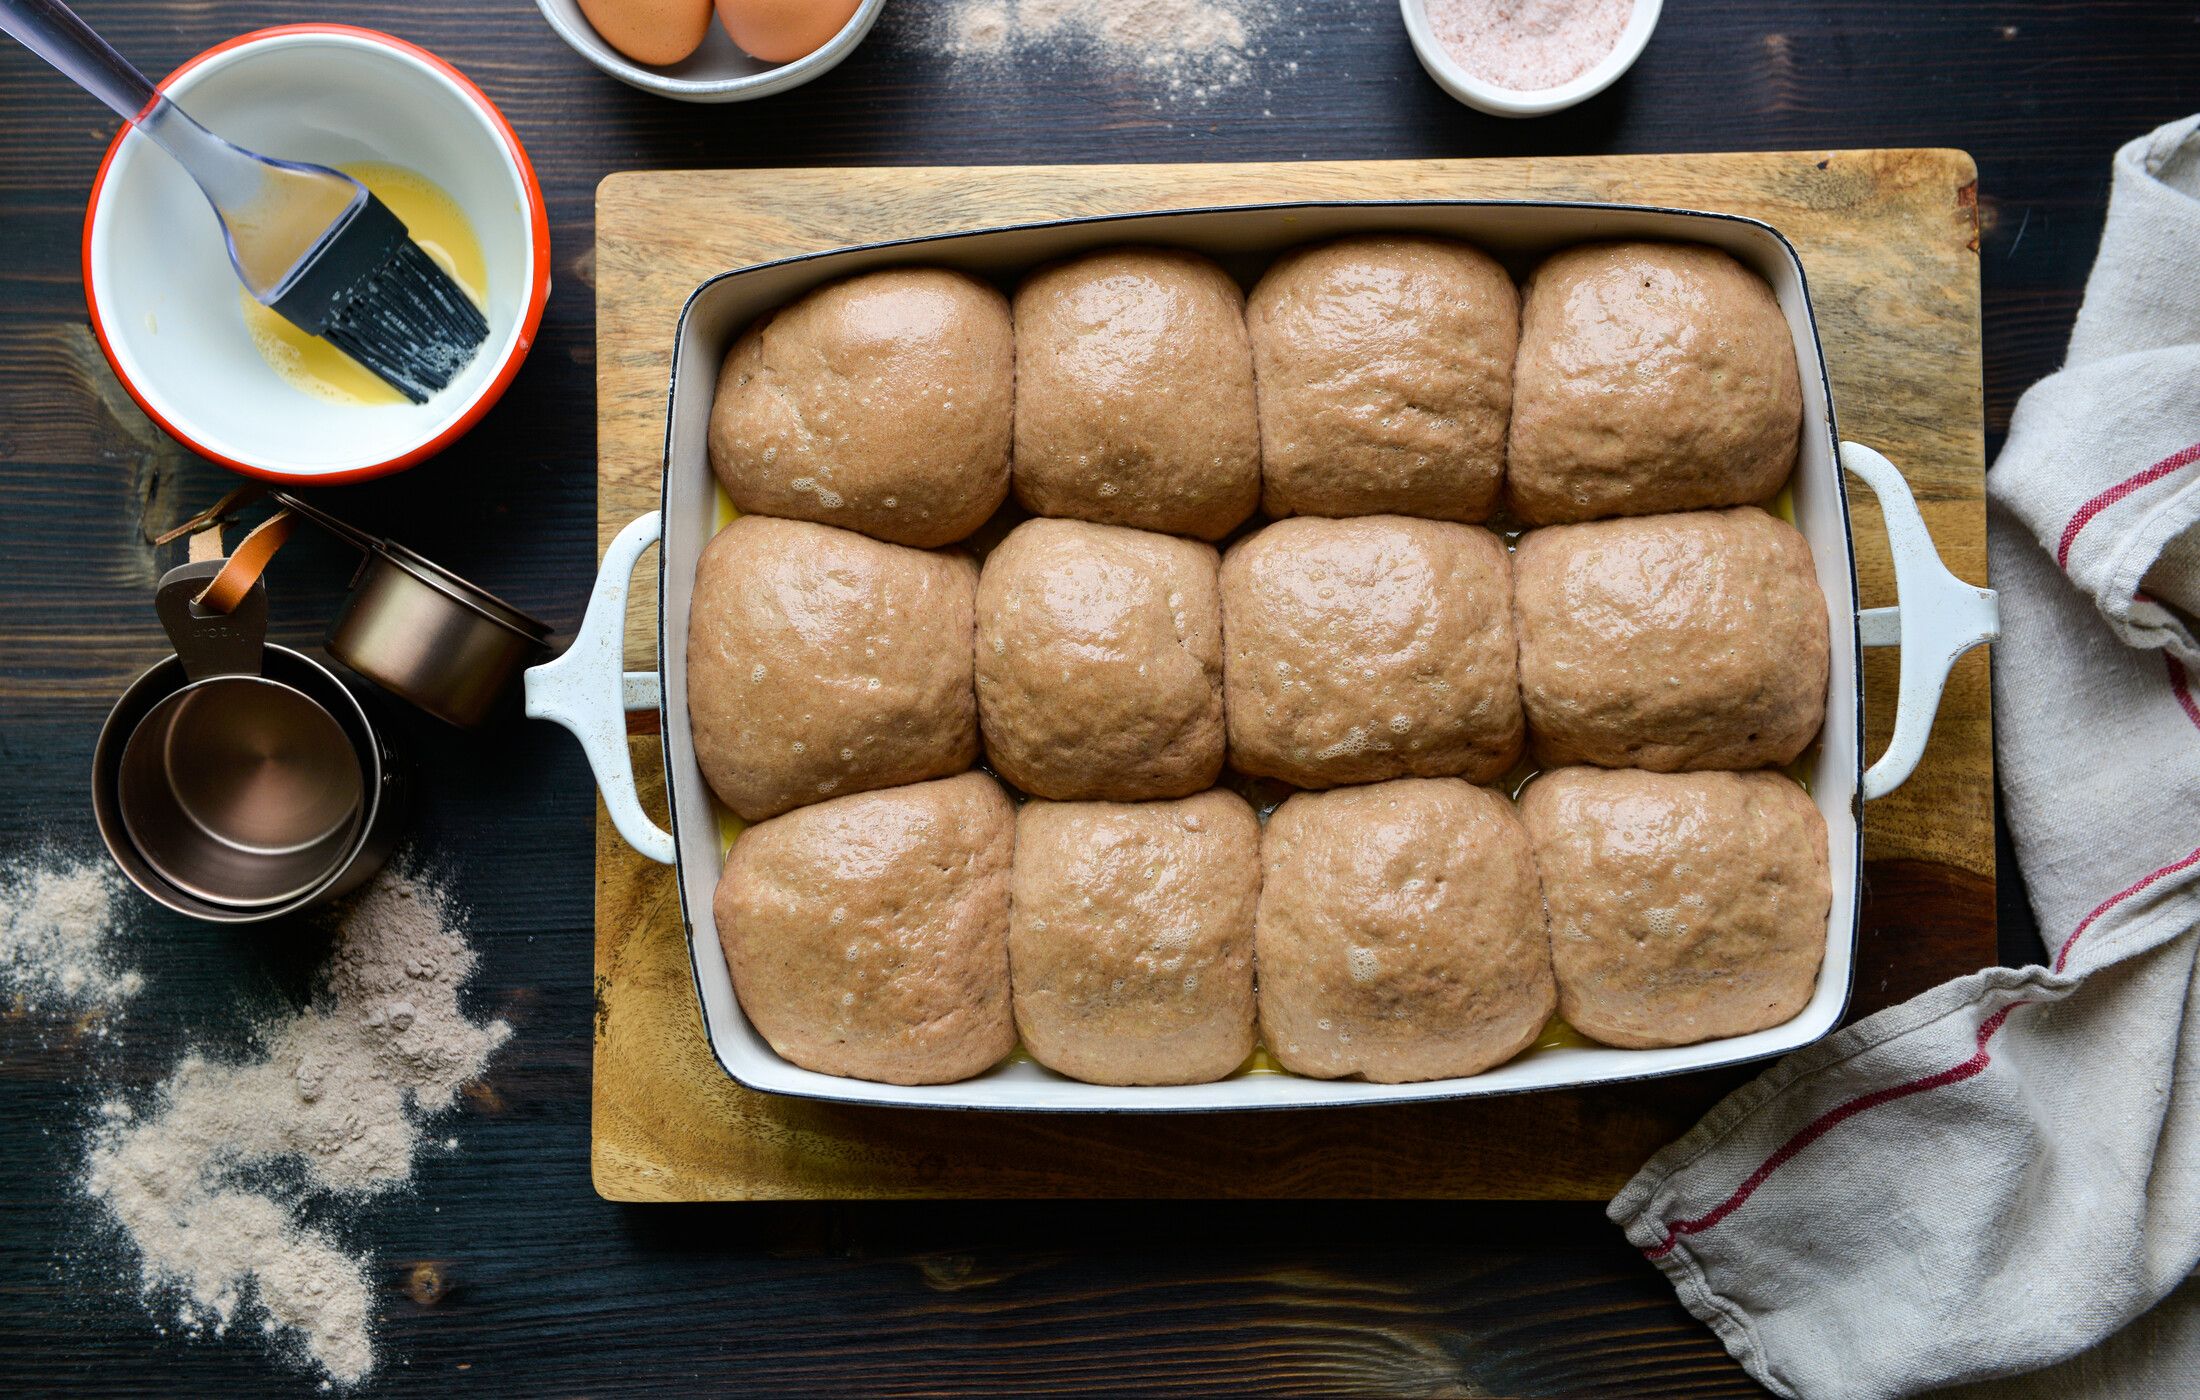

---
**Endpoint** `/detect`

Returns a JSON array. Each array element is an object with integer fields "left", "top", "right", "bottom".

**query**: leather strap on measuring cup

[
  {"left": 194, "top": 511, "right": 296, "bottom": 614},
  {"left": 154, "top": 482, "right": 267, "bottom": 549}
]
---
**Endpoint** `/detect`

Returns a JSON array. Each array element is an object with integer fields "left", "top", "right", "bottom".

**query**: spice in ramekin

[{"left": 1427, "top": 0, "right": 1634, "bottom": 93}]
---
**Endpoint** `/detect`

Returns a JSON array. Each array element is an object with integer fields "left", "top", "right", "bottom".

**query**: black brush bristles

[
  {"left": 268, "top": 194, "right": 489, "bottom": 404},
  {"left": 320, "top": 239, "right": 489, "bottom": 403}
]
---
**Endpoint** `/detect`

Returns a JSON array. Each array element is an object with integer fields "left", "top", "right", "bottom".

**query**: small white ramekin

[
  {"left": 535, "top": 0, "right": 887, "bottom": 104},
  {"left": 1401, "top": 0, "right": 1662, "bottom": 119},
  {"left": 83, "top": 26, "right": 551, "bottom": 483}
]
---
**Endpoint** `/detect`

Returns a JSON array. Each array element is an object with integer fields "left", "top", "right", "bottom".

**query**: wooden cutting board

[{"left": 592, "top": 153, "right": 1993, "bottom": 1201}]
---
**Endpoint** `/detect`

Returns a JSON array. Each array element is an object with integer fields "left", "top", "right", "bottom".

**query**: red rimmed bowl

[{"left": 83, "top": 26, "right": 551, "bottom": 483}]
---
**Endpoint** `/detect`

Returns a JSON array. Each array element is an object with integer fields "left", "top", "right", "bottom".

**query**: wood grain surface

[
  {"left": 592, "top": 150, "right": 1993, "bottom": 1202},
  {"left": 4, "top": 0, "right": 2194, "bottom": 1393}
]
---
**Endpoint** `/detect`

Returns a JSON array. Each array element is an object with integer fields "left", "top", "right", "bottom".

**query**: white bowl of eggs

[{"left": 538, "top": 0, "right": 887, "bottom": 102}]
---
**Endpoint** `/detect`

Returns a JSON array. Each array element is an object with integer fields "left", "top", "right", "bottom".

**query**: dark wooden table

[{"left": 3, "top": 3, "right": 2194, "bottom": 1395}]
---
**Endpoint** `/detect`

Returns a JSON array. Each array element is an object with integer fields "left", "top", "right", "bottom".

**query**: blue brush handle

[
  {"left": 0, "top": 0, "right": 157, "bottom": 123},
  {"left": 0, "top": 0, "right": 365, "bottom": 299},
  {"left": 0, "top": 0, "right": 265, "bottom": 209}
]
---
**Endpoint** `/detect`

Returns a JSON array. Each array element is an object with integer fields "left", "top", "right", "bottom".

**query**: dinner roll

[
  {"left": 975, "top": 519, "right": 1224, "bottom": 801},
  {"left": 1512, "top": 507, "right": 1829, "bottom": 771},
  {"left": 1012, "top": 247, "right": 1261, "bottom": 540},
  {"left": 1219, "top": 516, "right": 1524, "bottom": 788},
  {"left": 709, "top": 267, "right": 1013, "bottom": 547},
  {"left": 1010, "top": 791, "right": 1259, "bottom": 1085},
  {"left": 1256, "top": 779, "right": 1554, "bottom": 1083},
  {"left": 687, "top": 516, "right": 977, "bottom": 822},
  {"left": 1519, "top": 768, "right": 1831, "bottom": 1049},
  {"left": 716, "top": 773, "right": 1016, "bottom": 1084},
  {"left": 1506, "top": 242, "right": 1802, "bottom": 525},
  {"left": 1247, "top": 233, "right": 1519, "bottom": 522}
]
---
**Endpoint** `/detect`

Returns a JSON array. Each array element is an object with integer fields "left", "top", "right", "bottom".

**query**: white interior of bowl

[
  {"left": 86, "top": 32, "right": 536, "bottom": 476},
  {"left": 654, "top": 202, "right": 1863, "bottom": 1112},
  {"left": 534, "top": 0, "right": 886, "bottom": 102}
]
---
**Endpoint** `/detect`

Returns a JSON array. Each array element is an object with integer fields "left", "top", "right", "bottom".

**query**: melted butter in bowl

[{"left": 238, "top": 162, "right": 488, "bottom": 407}]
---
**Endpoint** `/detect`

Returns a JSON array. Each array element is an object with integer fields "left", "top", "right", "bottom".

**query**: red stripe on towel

[
  {"left": 2171, "top": 656, "right": 2200, "bottom": 735},
  {"left": 1642, "top": 1003, "right": 2028, "bottom": 1261},
  {"left": 2057, "top": 442, "right": 2200, "bottom": 569},
  {"left": 1646, "top": 834, "right": 2200, "bottom": 1260},
  {"left": 2054, "top": 842, "right": 2200, "bottom": 973}
]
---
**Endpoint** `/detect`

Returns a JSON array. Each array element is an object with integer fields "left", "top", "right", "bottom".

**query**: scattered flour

[
  {"left": 1, "top": 854, "right": 142, "bottom": 1015},
  {"left": 938, "top": 0, "right": 1290, "bottom": 102},
  {"left": 80, "top": 868, "right": 510, "bottom": 1388}
]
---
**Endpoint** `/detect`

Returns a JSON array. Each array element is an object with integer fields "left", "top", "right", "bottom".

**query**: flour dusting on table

[
  {"left": 1, "top": 854, "right": 142, "bottom": 1017},
  {"left": 81, "top": 868, "right": 509, "bottom": 1387},
  {"left": 937, "top": 0, "right": 1299, "bottom": 104}
]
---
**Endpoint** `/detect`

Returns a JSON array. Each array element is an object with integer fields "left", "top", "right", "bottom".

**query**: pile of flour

[
  {"left": 1, "top": 854, "right": 142, "bottom": 1017},
  {"left": 938, "top": 0, "right": 1295, "bottom": 102},
  {"left": 80, "top": 869, "right": 509, "bottom": 1388}
]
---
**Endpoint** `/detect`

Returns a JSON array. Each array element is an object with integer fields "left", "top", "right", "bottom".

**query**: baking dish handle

[
  {"left": 524, "top": 511, "right": 676, "bottom": 864},
  {"left": 1842, "top": 442, "right": 2000, "bottom": 801}
]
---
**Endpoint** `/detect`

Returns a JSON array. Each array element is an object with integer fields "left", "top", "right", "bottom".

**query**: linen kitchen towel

[{"left": 1608, "top": 113, "right": 2200, "bottom": 1400}]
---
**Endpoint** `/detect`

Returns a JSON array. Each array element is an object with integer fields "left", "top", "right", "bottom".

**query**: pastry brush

[{"left": 0, "top": 0, "right": 489, "bottom": 403}]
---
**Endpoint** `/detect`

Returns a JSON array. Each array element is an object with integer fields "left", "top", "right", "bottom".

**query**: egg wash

[{"left": 238, "top": 162, "right": 487, "bottom": 406}]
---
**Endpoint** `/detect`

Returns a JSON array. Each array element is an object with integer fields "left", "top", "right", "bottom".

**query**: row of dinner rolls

[
  {"left": 715, "top": 769, "right": 1833, "bottom": 1088},
  {"left": 686, "top": 508, "right": 1831, "bottom": 824},
  {"left": 706, "top": 237, "right": 1804, "bottom": 547}
]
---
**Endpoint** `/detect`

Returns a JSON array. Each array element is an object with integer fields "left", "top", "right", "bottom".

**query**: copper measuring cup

[
  {"left": 263, "top": 492, "right": 555, "bottom": 729},
  {"left": 167, "top": 487, "right": 557, "bottom": 729},
  {"left": 92, "top": 559, "right": 406, "bottom": 922}
]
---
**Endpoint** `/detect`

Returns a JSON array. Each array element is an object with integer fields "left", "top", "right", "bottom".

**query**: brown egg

[
  {"left": 577, "top": 0, "right": 714, "bottom": 66},
  {"left": 715, "top": 0, "right": 862, "bottom": 63}
]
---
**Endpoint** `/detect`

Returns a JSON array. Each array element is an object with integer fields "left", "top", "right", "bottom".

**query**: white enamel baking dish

[{"left": 528, "top": 202, "right": 1999, "bottom": 1112}]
